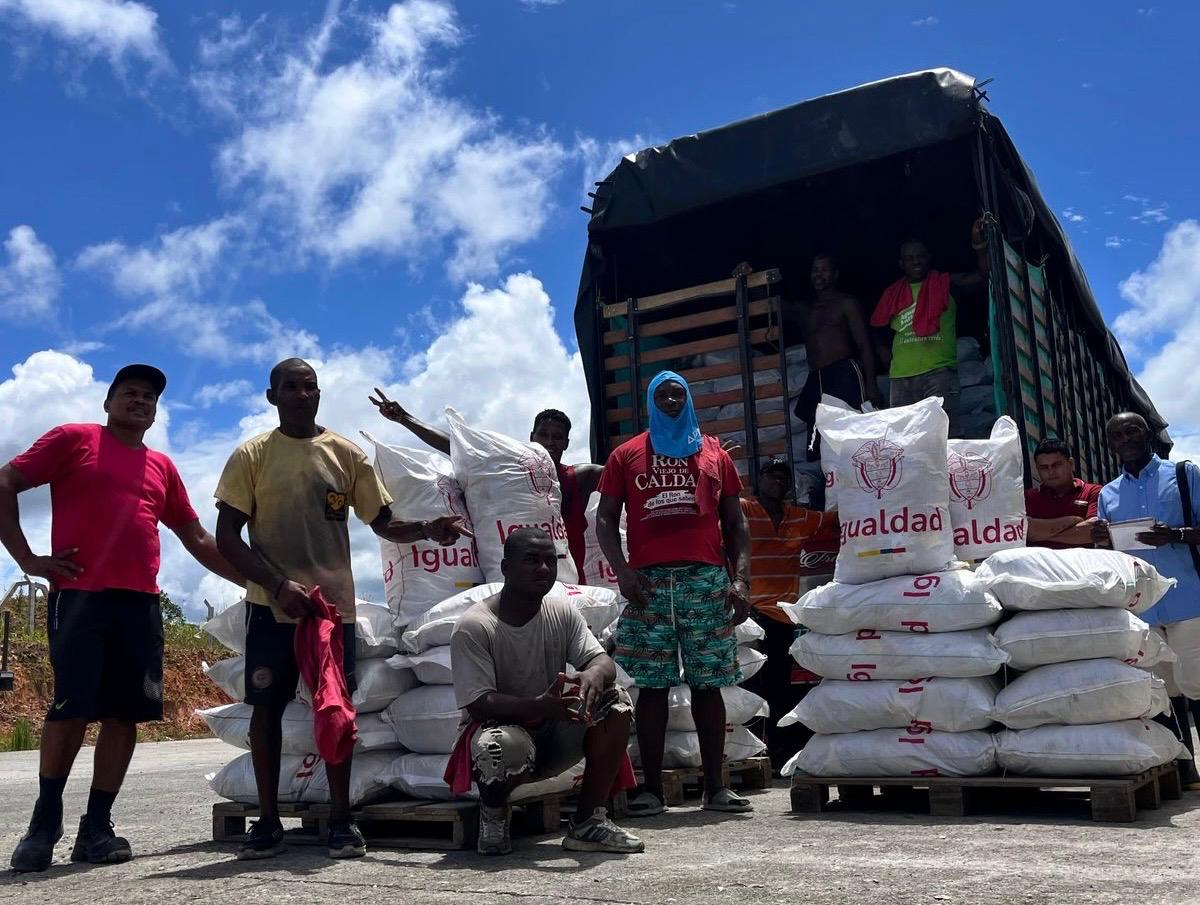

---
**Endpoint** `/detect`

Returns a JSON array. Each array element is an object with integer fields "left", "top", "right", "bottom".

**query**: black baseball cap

[{"left": 107, "top": 364, "right": 167, "bottom": 400}]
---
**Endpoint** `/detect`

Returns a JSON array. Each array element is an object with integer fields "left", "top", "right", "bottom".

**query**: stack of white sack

[
  {"left": 784, "top": 400, "right": 1014, "bottom": 778},
  {"left": 361, "top": 432, "right": 484, "bottom": 629},
  {"left": 445, "top": 407, "right": 577, "bottom": 584},
  {"left": 779, "top": 569, "right": 1006, "bottom": 778},
  {"left": 380, "top": 581, "right": 624, "bottom": 800},
  {"left": 613, "top": 617, "right": 770, "bottom": 769},
  {"left": 690, "top": 349, "right": 787, "bottom": 451},
  {"left": 201, "top": 599, "right": 414, "bottom": 807},
  {"left": 978, "top": 547, "right": 1187, "bottom": 775}
]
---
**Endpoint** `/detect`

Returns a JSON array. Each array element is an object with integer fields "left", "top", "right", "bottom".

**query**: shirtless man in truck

[{"left": 792, "top": 253, "right": 881, "bottom": 457}]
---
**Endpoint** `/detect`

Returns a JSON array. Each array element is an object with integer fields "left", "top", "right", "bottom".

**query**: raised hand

[{"left": 368, "top": 387, "right": 409, "bottom": 424}]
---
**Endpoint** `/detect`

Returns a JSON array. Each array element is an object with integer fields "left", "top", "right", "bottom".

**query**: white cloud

[
  {"left": 518, "top": 0, "right": 565, "bottom": 7},
  {"left": 0, "top": 225, "right": 61, "bottom": 318},
  {"left": 1105, "top": 236, "right": 1125, "bottom": 249},
  {"left": 202, "top": 0, "right": 566, "bottom": 281},
  {"left": 0, "top": 0, "right": 167, "bottom": 69},
  {"left": 195, "top": 379, "right": 254, "bottom": 408},
  {"left": 1121, "top": 193, "right": 1169, "bottom": 224},
  {"left": 1061, "top": 207, "right": 1086, "bottom": 223},
  {"left": 76, "top": 218, "right": 238, "bottom": 298},
  {"left": 1113, "top": 221, "right": 1200, "bottom": 452},
  {"left": 77, "top": 217, "right": 320, "bottom": 362},
  {"left": 911, "top": 15, "right": 939, "bottom": 26}
]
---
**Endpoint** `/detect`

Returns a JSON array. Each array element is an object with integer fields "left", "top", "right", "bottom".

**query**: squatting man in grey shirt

[{"left": 449, "top": 527, "right": 643, "bottom": 855}]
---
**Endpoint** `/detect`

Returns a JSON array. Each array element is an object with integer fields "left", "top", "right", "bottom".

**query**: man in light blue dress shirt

[{"left": 1097, "top": 412, "right": 1200, "bottom": 788}]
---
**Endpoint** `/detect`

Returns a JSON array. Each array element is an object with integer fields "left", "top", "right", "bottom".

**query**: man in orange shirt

[{"left": 739, "top": 460, "right": 838, "bottom": 770}]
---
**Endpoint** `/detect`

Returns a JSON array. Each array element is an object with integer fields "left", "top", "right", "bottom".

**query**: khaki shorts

[{"left": 469, "top": 685, "right": 632, "bottom": 786}]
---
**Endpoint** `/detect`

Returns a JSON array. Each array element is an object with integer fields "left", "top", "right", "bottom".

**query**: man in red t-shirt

[
  {"left": 1024, "top": 438, "right": 1102, "bottom": 549},
  {"left": 368, "top": 393, "right": 602, "bottom": 581},
  {"left": 1, "top": 365, "right": 243, "bottom": 874},
  {"left": 595, "top": 371, "right": 753, "bottom": 817}
]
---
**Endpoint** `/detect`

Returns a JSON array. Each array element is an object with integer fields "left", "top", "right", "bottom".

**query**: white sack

[
  {"left": 630, "top": 725, "right": 766, "bottom": 769},
  {"left": 402, "top": 582, "right": 621, "bottom": 653},
  {"left": 203, "top": 657, "right": 245, "bottom": 701},
  {"left": 994, "top": 720, "right": 1186, "bottom": 776},
  {"left": 296, "top": 657, "right": 417, "bottom": 713},
  {"left": 816, "top": 396, "right": 954, "bottom": 583},
  {"left": 199, "top": 702, "right": 401, "bottom": 753},
  {"left": 355, "top": 603, "right": 400, "bottom": 659},
  {"left": 993, "top": 659, "right": 1171, "bottom": 729},
  {"left": 993, "top": 609, "right": 1152, "bottom": 670},
  {"left": 784, "top": 569, "right": 1001, "bottom": 634},
  {"left": 446, "top": 407, "right": 569, "bottom": 583},
  {"left": 202, "top": 598, "right": 406, "bottom": 657},
  {"left": 781, "top": 676, "right": 997, "bottom": 734},
  {"left": 975, "top": 547, "right": 1174, "bottom": 614},
  {"left": 790, "top": 628, "right": 1008, "bottom": 680},
  {"left": 628, "top": 685, "right": 770, "bottom": 731},
  {"left": 388, "top": 645, "right": 453, "bottom": 685},
  {"left": 207, "top": 751, "right": 401, "bottom": 806},
  {"left": 738, "top": 646, "right": 768, "bottom": 682},
  {"left": 947, "top": 417, "right": 1027, "bottom": 562},
  {"left": 580, "top": 494, "right": 625, "bottom": 590},
  {"left": 785, "top": 728, "right": 996, "bottom": 778},
  {"left": 202, "top": 600, "right": 248, "bottom": 654},
  {"left": 382, "top": 684, "right": 460, "bottom": 754},
  {"left": 364, "top": 433, "right": 485, "bottom": 628}
]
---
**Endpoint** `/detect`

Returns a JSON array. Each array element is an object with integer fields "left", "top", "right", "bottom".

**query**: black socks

[
  {"left": 35, "top": 775, "right": 68, "bottom": 830},
  {"left": 86, "top": 787, "right": 118, "bottom": 826}
]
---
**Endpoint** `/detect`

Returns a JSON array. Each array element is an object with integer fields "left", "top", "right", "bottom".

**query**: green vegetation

[{"left": 1, "top": 718, "right": 38, "bottom": 752}]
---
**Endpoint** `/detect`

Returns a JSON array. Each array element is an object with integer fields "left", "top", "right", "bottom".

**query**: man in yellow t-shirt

[
  {"left": 214, "top": 358, "right": 468, "bottom": 862},
  {"left": 871, "top": 220, "right": 988, "bottom": 437}
]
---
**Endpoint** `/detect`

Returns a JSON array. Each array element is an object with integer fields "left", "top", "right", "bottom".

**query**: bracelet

[
  {"left": 273, "top": 578, "right": 287, "bottom": 599},
  {"left": 419, "top": 520, "right": 430, "bottom": 541},
  {"left": 1177, "top": 528, "right": 1187, "bottom": 544}
]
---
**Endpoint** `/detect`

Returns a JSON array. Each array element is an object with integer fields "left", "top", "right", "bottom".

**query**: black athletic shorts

[
  {"left": 46, "top": 589, "right": 164, "bottom": 723},
  {"left": 243, "top": 603, "right": 357, "bottom": 708}
]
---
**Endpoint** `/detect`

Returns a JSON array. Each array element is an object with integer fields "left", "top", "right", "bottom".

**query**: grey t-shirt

[{"left": 451, "top": 594, "right": 604, "bottom": 722}]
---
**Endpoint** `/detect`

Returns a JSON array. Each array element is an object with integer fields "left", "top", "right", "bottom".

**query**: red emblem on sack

[
  {"left": 850, "top": 439, "right": 904, "bottom": 499},
  {"left": 948, "top": 452, "right": 992, "bottom": 511},
  {"left": 519, "top": 450, "right": 557, "bottom": 503},
  {"left": 435, "top": 475, "right": 474, "bottom": 533}
]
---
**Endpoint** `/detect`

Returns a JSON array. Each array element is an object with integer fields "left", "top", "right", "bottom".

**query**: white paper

[{"left": 1109, "top": 517, "right": 1155, "bottom": 552}]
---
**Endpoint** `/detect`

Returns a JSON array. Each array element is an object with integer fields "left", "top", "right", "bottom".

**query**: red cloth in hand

[
  {"left": 294, "top": 587, "right": 357, "bottom": 766},
  {"left": 870, "top": 271, "right": 951, "bottom": 337}
]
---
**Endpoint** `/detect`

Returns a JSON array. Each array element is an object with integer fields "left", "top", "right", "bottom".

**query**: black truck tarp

[{"left": 574, "top": 67, "right": 1169, "bottom": 460}]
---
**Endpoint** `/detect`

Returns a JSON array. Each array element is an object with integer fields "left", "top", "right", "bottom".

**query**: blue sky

[{"left": 1, "top": 0, "right": 1197, "bottom": 615}]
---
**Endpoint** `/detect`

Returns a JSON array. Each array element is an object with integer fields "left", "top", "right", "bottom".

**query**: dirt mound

[{"left": 1, "top": 628, "right": 235, "bottom": 745}]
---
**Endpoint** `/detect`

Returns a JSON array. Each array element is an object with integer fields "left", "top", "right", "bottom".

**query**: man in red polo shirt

[
  {"left": 1024, "top": 438, "right": 1102, "bottom": 548},
  {"left": 1, "top": 365, "right": 243, "bottom": 873}
]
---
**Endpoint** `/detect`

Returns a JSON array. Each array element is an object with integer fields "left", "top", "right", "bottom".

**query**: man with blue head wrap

[{"left": 595, "top": 371, "right": 754, "bottom": 816}]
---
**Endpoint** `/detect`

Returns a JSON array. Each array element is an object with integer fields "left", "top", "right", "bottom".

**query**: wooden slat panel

[
  {"left": 601, "top": 298, "right": 774, "bottom": 345},
  {"left": 605, "top": 357, "right": 777, "bottom": 397},
  {"left": 608, "top": 382, "right": 784, "bottom": 424},
  {"left": 600, "top": 269, "right": 778, "bottom": 319},
  {"left": 726, "top": 439, "right": 789, "bottom": 461},
  {"left": 698, "top": 411, "right": 787, "bottom": 434},
  {"left": 604, "top": 327, "right": 776, "bottom": 371}
]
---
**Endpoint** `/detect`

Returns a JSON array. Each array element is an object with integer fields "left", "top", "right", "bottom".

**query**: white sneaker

[{"left": 562, "top": 808, "right": 644, "bottom": 854}]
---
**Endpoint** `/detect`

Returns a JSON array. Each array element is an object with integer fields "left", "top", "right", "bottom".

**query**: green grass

[{"left": 1, "top": 718, "right": 38, "bottom": 752}]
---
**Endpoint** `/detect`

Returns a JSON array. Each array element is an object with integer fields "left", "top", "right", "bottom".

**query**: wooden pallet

[
  {"left": 212, "top": 791, "right": 571, "bottom": 851},
  {"left": 636, "top": 757, "right": 773, "bottom": 806},
  {"left": 789, "top": 763, "right": 1183, "bottom": 823}
]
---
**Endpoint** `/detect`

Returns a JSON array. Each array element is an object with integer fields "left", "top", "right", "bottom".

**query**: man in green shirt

[{"left": 870, "top": 220, "right": 988, "bottom": 437}]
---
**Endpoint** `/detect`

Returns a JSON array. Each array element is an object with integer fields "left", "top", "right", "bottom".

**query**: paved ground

[{"left": 1, "top": 739, "right": 1198, "bottom": 905}]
